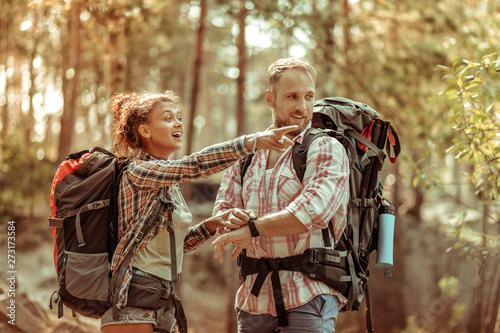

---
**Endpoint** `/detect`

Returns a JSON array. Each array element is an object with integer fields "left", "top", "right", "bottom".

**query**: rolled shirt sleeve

[{"left": 286, "top": 136, "right": 349, "bottom": 236}]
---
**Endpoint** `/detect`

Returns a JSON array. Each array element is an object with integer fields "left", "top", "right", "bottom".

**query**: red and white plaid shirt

[
  {"left": 111, "top": 136, "right": 251, "bottom": 309},
  {"left": 213, "top": 126, "right": 350, "bottom": 315}
]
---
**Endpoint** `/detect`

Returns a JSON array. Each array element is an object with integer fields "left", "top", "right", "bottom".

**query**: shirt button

[{"left": 260, "top": 194, "right": 264, "bottom": 199}]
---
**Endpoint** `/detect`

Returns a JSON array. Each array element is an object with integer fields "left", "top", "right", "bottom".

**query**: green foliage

[
  {"left": 437, "top": 54, "right": 500, "bottom": 265},
  {"left": 437, "top": 54, "right": 500, "bottom": 198},
  {"left": 0, "top": 136, "right": 55, "bottom": 219},
  {"left": 445, "top": 213, "right": 500, "bottom": 265},
  {"left": 401, "top": 316, "right": 431, "bottom": 333}
]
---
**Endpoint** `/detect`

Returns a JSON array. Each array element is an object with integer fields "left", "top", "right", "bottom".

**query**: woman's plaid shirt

[{"left": 111, "top": 136, "right": 251, "bottom": 309}]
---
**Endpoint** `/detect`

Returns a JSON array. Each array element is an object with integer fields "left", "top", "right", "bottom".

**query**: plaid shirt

[
  {"left": 213, "top": 126, "right": 350, "bottom": 315},
  {"left": 111, "top": 136, "right": 251, "bottom": 308}
]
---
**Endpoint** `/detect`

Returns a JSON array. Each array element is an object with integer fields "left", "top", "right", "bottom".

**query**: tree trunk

[
  {"left": 25, "top": 9, "right": 37, "bottom": 150},
  {"left": 0, "top": 0, "right": 13, "bottom": 139},
  {"left": 485, "top": 263, "right": 500, "bottom": 333},
  {"left": 343, "top": 0, "right": 351, "bottom": 58},
  {"left": 321, "top": 0, "right": 335, "bottom": 97},
  {"left": 44, "top": 114, "right": 54, "bottom": 158},
  {"left": 58, "top": 1, "right": 82, "bottom": 162},
  {"left": 407, "top": 152, "right": 424, "bottom": 220},
  {"left": 109, "top": 30, "right": 124, "bottom": 96},
  {"left": 186, "top": 0, "right": 207, "bottom": 154},
  {"left": 406, "top": 185, "right": 423, "bottom": 220},
  {"left": 392, "top": 163, "right": 404, "bottom": 212},
  {"left": 225, "top": 250, "right": 240, "bottom": 333},
  {"left": 236, "top": 2, "right": 247, "bottom": 136},
  {"left": 468, "top": 260, "right": 486, "bottom": 333},
  {"left": 469, "top": 198, "right": 490, "bottom": 333},
  {"left": 123, "top": 25, "right": 134, "bottom": 94}
]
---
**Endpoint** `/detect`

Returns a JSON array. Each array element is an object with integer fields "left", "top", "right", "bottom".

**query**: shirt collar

[
  {"left": 294, "top": 122, "right": 312, "bottom": 145},
  {"left": 139, "top": 150, "right": 167, "bottom": 161}
]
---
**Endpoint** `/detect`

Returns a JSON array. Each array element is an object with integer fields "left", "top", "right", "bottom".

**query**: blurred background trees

[{"left": 0, "top": 0, "right": 498, "bottom": 332}]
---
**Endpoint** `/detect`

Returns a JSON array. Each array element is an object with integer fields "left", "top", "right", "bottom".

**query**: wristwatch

[{"left": 247, "top": 217, "right": 260, "bottom": 237}]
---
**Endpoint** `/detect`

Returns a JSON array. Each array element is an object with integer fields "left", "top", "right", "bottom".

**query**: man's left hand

[{"left": 212, "top": 226, "right": 252, "bottom": 263}]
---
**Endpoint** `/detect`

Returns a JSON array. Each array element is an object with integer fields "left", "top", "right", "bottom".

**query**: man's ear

[
  {"left": 265, "top": 89, "right": 275, "bottom": 108},
  {"left": 138, "top": 124, "right": 151, "bottom": 139}
]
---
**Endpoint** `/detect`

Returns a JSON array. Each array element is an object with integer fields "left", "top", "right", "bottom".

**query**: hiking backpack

[
  {"left": 238, "top": 97, "right": 401, "bottom": 331},
  {"left": 48, "top": 147, "right": 130, "bottom": 318},
  {"left": 48, "top": 147, "right": 187, "bottom": 331}
]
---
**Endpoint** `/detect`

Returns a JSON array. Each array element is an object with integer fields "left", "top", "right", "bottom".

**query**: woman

[{"left": 101, "top": 91, "right": 297, "bottom": 333}]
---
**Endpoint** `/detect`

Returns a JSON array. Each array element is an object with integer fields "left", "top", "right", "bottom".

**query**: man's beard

[{"left": 274, "top": 114, "right": 310, "bottom": 136}]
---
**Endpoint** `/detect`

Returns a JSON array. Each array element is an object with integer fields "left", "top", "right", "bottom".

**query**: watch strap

[{"left": 248, "top": 217, "right": 260, "bottom": 237}]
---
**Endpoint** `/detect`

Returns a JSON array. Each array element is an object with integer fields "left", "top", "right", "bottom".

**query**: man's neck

[{"left": 266, "top": 150, "right": 284, "bottom": 169}]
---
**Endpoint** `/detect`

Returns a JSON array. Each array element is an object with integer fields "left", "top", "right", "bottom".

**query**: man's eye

[{"left": 165, "top": 116, "right": 172, "bottom": 121}]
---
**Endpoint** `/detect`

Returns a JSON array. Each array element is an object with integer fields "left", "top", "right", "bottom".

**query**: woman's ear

[
  {"left": 138, "top": 124, "right": 151, "bottom": 139},
  {"left": 265, "top": 89, "right": 275, "bottom": 108}
]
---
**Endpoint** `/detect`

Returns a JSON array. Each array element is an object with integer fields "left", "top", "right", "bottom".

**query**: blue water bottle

[{"left": 376, "top": 201, "right": 395, "bottom": 268}]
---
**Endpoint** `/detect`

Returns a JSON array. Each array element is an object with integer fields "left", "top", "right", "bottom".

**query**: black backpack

[
  {"left": 238, "top": 97, "right": 401, "bottom": 331},
  {"left": 48, "top": 148, "right": 169, "bottom": 318}
]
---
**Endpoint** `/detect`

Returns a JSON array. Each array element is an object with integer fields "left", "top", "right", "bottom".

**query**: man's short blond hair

[{"left": 267, "top": 58, "right": 317, "bottom": 92}]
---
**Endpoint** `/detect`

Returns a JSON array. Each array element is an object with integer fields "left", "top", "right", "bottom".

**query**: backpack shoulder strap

[
  {"left": 111, "top": 191, "right": 175, "bottom": 319},
  {"left": 241, "top": 128, "right": 331, "bottom": 183},
  {"left": 240, "top": 154, "right": 254, "bottom": 184},
  {"left": 293, "top": 128, "right": 336, "bottom": 247},
  {"left": 292, "top": 128, "right": 330, "bottom": 183}
]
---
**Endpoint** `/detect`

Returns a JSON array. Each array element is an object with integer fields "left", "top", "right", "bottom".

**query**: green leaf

[
  {"left": 436, "top": 65, "right": 450, "bottom": 71},
  {"left": 412, "top": 176, "right": 420, "bottom": 188}
]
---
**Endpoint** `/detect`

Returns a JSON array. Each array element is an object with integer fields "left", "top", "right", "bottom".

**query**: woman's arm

[
  {"left": 129, "top": 126, "right": 298, "bottom": 191},
  {"left": 183, "top": 208, "right": 252, "bottom": 253}
]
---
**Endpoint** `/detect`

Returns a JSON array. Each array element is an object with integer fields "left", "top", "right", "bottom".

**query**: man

[{"left": 212, "top": 58, "right": 350, "bottom": 332}]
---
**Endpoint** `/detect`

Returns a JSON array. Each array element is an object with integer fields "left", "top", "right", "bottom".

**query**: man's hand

[{"left": 212, "top": 226, "right": 252, "bottom": 263}]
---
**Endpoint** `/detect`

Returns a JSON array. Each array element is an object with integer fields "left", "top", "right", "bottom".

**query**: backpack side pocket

[{"left": 64, "top": 251, "right": 110, "bottom": 302}]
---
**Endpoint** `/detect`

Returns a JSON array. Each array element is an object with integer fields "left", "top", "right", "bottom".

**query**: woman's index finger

[{"left": 274, "top": 125, "right": 299, "bottom": 135}]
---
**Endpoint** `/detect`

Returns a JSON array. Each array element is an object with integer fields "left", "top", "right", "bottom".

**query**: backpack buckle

[
  {"left": 309, "top": 249, "right": 320, "bottom": 264},
  {"left": 160, "top": 287, "right": 170, "bottom": 300},
  {"left": 94, "top": 201, "right": 105, "bottom": 209},
  {"left": 265, "top": 258, "right": 280, "bottom": 271},
  {"left": 362, "top": 198, "right": 374, "bottom": 208}
]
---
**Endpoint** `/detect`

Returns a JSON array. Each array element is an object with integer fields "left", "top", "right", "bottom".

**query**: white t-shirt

[{"left": 133, "top": 185, "right": 193, "bottom": 280}]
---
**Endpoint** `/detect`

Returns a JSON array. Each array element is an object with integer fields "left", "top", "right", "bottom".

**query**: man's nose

[{"left": 296, "top": 97, "right": 307, "bottom": 111}]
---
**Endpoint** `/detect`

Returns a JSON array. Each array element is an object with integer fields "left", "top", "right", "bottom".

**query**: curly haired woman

[{"left": 100, "top": 90, "right": 297, "bottom": 333}]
